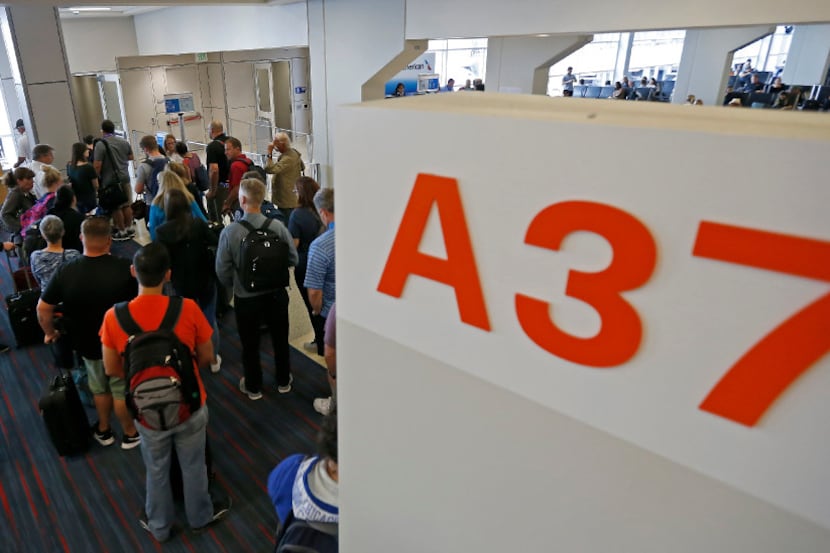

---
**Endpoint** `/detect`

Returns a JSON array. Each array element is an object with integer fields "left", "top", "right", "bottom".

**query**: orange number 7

[{"left": 693, "top": 221, "right": 830, "bottom": 426}]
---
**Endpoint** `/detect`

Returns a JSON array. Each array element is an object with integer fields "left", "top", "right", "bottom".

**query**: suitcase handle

[{"left": 4, "top": 247, "right": 35, "bottom": 293}]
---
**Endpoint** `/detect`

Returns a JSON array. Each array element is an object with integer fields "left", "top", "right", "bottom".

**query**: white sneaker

[
  {"left": 313, "top": 396, "right": 332, "bottom": 415},
  {"left": 302, "top": 341, "right": 317, "bottom": 353},
  {"left": 277, "top": 374, "right": 294, "bottom": 394},
  {"left": 238, "top": 377, "right": 262, "bottom": 400},
  {"left": 210, "top": 355, "right": 222, "bottom": 374}
]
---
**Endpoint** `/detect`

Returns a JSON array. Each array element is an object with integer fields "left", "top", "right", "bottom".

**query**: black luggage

[
  {"left": 170, "top": 433, "right": 214, "bottom": 501},
  {"left": 38, "top": 368, "right": 91, "bottom": 457},
  {"left": 4, "top": 251, "right": 43, "bottom": 347}
]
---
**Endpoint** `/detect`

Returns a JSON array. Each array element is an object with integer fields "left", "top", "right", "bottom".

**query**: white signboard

[
  {"left": 163, "top": 92, "right": 195, "bottom": 114},
  {"left": 337, "top": 94, "right": 830, "bottom": 529}
]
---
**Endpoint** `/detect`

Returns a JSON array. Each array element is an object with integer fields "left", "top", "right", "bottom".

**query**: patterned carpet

[{"left": 0, "top": 239, "right": 330, "bottom": 552}]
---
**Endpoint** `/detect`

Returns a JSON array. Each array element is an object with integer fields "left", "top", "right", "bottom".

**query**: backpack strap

[
  {"left": 114, "top": 301, "right": 142, "bottom": 337},
  {"left": 158, "top": 296, "right": 184, "bottom": 332},
  {"left": 114, "top": 296, "right": 184, "bottom": 337},
  {"left": 238, "top": 219, "right": 255, "bottom": 234},
  {"left": 239, "top": 218, "right": 274, "bottom": 235}
]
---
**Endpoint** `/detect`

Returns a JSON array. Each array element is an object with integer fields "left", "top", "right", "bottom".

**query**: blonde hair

[
  {"left": 240, "top": 178, "right": 265, "bottom": 206},
  {"left": 167, "top": 161, "right": 191, "bottom": 184},
  {"left": 43, "top": 166, "right": 62, "bottom": 190},
  {"left": 152, "top": 169, "right": 194, "bottom": 207}
]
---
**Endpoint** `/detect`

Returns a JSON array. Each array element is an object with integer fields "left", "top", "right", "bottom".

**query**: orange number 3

[
  {"left": 515, "top": 201, "right": 657, "bottom": 367},
  {"left": 694, "top": 221, "right": 830, "bottom": 426}
]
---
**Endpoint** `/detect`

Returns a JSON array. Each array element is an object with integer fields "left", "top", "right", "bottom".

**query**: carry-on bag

[
  {"left": 4, "top": 250, "right": 43, "bottom": 347},
  {"left": 38, "top": 367, "right": 91, "bottom": 457}
]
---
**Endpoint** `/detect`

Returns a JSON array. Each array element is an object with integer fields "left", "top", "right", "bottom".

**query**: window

[{"left": 428, "top": 38, "right": 488, "bottom": 89}]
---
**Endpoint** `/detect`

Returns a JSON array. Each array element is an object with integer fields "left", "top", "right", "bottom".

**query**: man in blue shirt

[
  {"left": 304, "top": 187, "right": 335, "bottom": 360},
  {"left": 561, "top": 67, "right": 577, "bottom": 96}
]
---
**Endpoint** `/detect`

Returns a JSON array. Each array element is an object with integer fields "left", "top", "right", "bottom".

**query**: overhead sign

[
  {"left": 385, "top": 53, "right": 437, "bottom": 96},
  {"left": 163, "top": 92, "right": 195, "bottom": 114}
]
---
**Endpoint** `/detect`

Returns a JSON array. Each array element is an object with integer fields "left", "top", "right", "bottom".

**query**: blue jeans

[
  {"left": 196, "top": 284, "right": 220, "bottom": 355},
  {"left": 136, "top": 405, "right": 212, "bottom": 541}
]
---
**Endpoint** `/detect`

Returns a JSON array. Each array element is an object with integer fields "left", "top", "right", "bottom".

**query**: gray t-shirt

[
  {"left": 93, "top": 135, "right": 132, "bottom": 187},
  {"left": 562, "top": 73, "right": 577, "bottom": 91}
]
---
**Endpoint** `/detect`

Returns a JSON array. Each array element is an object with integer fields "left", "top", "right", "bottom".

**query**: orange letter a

[{"left": 377, "top": 174, "right": 491, "bottom": 331}]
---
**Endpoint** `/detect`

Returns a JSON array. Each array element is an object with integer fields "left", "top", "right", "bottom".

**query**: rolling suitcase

[
  {"left": 38, "top": 368, "right": 91, "bottom": 457},
  {"left": 4, "top": 250, "right": 43, "bottom": 347}
]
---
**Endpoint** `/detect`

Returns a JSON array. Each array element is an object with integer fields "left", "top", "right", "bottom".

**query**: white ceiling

[
  {"left": 57, "top": 6, "right": 162, "bottom": 18},
  {"left": 50, "top": 1, "right": 304, "bottom": 19}
]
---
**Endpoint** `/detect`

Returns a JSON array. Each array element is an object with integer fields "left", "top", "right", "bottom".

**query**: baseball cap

[{"left": 15, "top": 119, "right": 24, "bottom": 129}]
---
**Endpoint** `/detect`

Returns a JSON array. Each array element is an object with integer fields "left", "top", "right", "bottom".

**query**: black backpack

[
  {"left": 274, "top": 510, "right": 338, "bottom": 553},
  {"left": 238, "top": 219, "right": 289, "bottom": 293},
  {"left": 115, "top": 297, "right": 201, "bottom": 430},
  {"left": 245, "top": 159, "right": 268, "bottom": 184}
]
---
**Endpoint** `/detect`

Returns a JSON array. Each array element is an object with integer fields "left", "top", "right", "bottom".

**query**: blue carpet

[{"left": 0, "top": 240, "right": 330, "bottom": 552}]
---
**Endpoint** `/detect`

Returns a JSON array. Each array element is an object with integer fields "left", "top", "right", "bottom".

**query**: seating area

[
  {"left": 571, "top": 80, "right": 675, "bottom": 102},
  {"left": 724, "top": 84, "right": 829, "bottom": 109}
]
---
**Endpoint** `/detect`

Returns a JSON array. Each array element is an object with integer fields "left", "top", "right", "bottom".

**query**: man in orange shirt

[{"left": 101, "top": 243, "right": 230, "bottom": 542}]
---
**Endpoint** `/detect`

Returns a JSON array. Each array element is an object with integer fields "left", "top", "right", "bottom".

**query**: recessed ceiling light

[
  {"left": 536, "top": 34, "right": 550, "bottom": 38},
  {"left": 68, "top": 7, "right": 113, "bottom": 12}
]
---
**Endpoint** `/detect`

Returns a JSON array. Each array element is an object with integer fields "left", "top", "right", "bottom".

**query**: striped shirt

[{"left": 304, "top": 222, "right": 335, "bottom": 318}]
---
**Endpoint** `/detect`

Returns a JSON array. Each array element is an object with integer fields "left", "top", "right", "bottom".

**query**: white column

[
  {"left": 781, "top": 24, "right": 830, "bottom": 86},
  {"left": 673, "top": 25, "right": 775, "bottom": 106},
  {"left": 1, "top": 6, "right": 79, "bottom": 158},
  {"left": 307, "top": 0, "right": 407, "bottom": 187},
  {"left": 485, "top": 34, "right": 592, "bottom": 95},
  {"left": 613, "top": 32, "right": 633, "bottom": 82}
]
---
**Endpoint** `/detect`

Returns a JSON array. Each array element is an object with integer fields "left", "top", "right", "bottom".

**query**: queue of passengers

[{"left": 0, "top": 118, "right": 339, "bottom": 548}]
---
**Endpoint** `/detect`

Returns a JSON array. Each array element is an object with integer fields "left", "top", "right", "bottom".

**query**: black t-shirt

[
  {"left": 156, "top": 217, "right": 217, "bottom": 301},
  {"left": 47, "top": 206, "right": 85, "bottom": 253},
  {"left": 42, "top": 255, "right": 137, "bottom": 359},
  {"left": 67, "top": 163, "right": 98, "bottom": 208},
  {"left": 288, "top": 207, "right": 323, "bottom": 269},
  {"left": 205, "top": 134, "right": 229, "bottom": 184}
]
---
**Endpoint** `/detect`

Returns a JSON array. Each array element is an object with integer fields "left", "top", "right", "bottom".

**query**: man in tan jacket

[{"left": 265, "top": 132, "right": 304, "bottom": 221}]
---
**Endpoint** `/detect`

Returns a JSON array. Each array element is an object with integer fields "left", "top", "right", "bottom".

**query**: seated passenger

[
  {"left": 268, "top": 405, "right": 338, "bottom": 548},
  {"left": 769, "top": 77, "right": 787, "bottom": 94},
  {"left": 743, "top": 74, "right": 764, "bottom": 93},
  {"left": 29, "top": 215, "right": 81, "bottom": 289},
  {"left": 611, "top": 82, "right": 626, "bottom": 99},
  {"left": 772, "top": 90, "right": 791, "bottom": 109}
]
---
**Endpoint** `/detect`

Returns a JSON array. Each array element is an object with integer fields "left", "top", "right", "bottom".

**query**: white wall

[
  {"left": 486, "top": 35, "right": 592, "bottom": 94},
  {"left": 340, "top": 322, "right": 830, "bottom": 552},
  {"left": 335, "top": 94, "right": 830, "bottom": 551},
  {"left": 673, "top": 26, "right": 775, "bottom": 106},
  {"left": 307, "top": 0, "right": 407, "bottom": 185},
  {"left": 405, "top": 0, "right": 830, "bottom": 38},
  {"left": 782, "top": 24, "right": 830, "bottom": 85},
  {"left": 60, "top": 17, "right": 138, "bottom": 74},
  {"left": 133, "top": 4, "right": 308, "bottom": 56}
]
